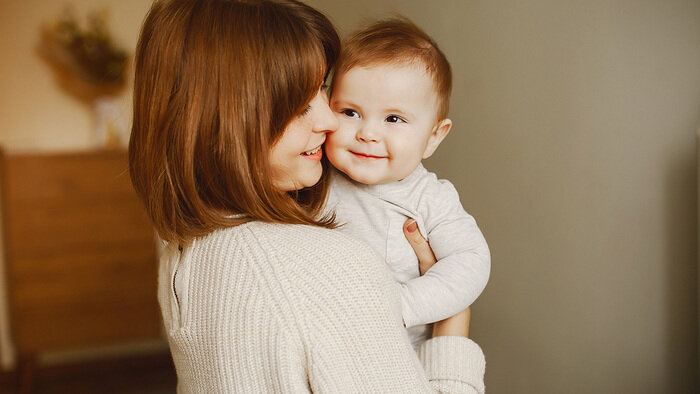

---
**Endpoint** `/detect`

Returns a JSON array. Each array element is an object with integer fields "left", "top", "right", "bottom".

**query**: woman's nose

[{"left": 312, "top": 91, "right": 338, "bottom": 133}]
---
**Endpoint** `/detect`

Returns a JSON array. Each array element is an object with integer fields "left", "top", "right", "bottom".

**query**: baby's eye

[
  {"left": 386, "top": 115, "right": 406, "bottom": 123},
  {"left": 342, "top": 109, "right": 360, "bottom": 118}
]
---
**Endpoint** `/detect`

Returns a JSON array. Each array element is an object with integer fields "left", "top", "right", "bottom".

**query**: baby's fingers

[{"left": 403, "top": 219, "right": 437, "bottom": 275}]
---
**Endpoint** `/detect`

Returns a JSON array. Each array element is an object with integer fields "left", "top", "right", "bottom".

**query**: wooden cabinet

[{"left": 0, "top": 149, "right": 162, "bottom": 389}]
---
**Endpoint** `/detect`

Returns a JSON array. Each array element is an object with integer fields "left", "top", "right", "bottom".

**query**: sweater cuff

[{"left": 417, "top": 336, "right": 486, "bottom": 393}]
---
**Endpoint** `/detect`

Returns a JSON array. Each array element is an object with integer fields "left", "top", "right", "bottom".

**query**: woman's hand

[
  {"left": 402, "top": 219, "right": 437, "bottom": 276},
  {"left": 403, "top": 218, "right": 471, "bottom": 338}
]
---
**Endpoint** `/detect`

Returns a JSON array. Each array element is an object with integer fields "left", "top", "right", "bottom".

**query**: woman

[{"left": 129, "top": 0, "right": 485, "bottom": 392}]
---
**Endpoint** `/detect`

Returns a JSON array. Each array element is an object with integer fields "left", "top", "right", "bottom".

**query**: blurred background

[{"left": 0, "top": 0, "right": 699, "bottom": 393}]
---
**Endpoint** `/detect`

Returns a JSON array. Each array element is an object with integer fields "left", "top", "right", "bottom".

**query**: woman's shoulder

[
  {"left": 196, "top": 220, "right": 348, "bottom": 241},
  {"left": 253, "top": 222, "right": 390, "bottom": 282},
  {"left": 245, "top": 221, "right": 377, "bottom": 261},
  {"left": 186, "top": 221, "right": 402, "bottom": 341},
  {"left": 200, "top": 221, "right": 376, "bottom": 263},
  {"left": 173, "top": 222, "right": 389, "bottom": 315},
  {"left": 241, "top": 222, "right": 402, "bottom": 321},
  {"left": 200, "top": 222, "right": 395, "bottom": 314}
]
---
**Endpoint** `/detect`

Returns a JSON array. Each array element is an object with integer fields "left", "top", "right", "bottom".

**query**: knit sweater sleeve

[{"left": 270, "top": 225, "right": 486, "bottom": 393}]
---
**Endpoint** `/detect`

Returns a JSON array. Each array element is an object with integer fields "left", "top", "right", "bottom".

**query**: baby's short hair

[{"left": 337, "top": 17, "right": 452, "bottom": 120}]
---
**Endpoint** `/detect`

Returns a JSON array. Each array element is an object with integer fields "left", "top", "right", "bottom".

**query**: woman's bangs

[{"left": 296, "top": 38, "right": 328, "bottom": 110}]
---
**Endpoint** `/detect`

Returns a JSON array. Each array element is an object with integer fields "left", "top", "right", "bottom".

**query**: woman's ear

[{"left": 422, "top": 118, "right": 452, "bottom": 159}]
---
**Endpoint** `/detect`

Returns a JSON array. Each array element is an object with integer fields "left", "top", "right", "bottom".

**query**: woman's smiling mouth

[{"left": 301, "top": 145, "right": 323, "bottom": 161}]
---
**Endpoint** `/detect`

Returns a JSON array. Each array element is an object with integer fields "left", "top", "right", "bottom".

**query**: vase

[{"left": 92, "top": 96, "right": 128, "bottom": 148}]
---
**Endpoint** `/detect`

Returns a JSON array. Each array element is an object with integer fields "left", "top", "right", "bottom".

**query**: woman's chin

[
  {"left": 301, "top": 173, "right": 323, "bottom": 190},
  {"left": 278, "top": 173, "right": 323, "bottom": 192}
]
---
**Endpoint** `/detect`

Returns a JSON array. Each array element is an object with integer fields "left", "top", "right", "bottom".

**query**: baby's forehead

[
  {"left": 337, "top": 58, "right": 434, "bottom": 82},
  {"left": 333, "top": 61, "right": 440, "bottom": 105}
]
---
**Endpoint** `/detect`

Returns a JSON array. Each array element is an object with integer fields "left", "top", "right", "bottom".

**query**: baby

[{"left": 324, "top": 18, "right": 491, "bottom": 348}]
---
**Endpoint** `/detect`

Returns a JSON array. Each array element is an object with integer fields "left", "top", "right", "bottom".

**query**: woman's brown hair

[{"left": 129, "top": 0, "right": 340, "bottom": 244}]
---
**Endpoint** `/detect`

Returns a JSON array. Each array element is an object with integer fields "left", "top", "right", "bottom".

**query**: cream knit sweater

[{"left": 159, "top": 221, "right": 486, "bottom": 393}]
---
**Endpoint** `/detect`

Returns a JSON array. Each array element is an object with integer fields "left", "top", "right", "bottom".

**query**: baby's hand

[{"left": 402, "top": 219, "right": 436, "bottom": 275}]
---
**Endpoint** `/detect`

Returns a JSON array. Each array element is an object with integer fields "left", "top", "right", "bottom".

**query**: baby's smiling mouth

[{"left": 350, "top": 151, "right": 387, "bottom": 160}]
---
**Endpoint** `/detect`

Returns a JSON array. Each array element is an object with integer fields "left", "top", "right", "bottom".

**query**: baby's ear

[{"left": 422, "top": 118, "right": 452, "bottom": 159}]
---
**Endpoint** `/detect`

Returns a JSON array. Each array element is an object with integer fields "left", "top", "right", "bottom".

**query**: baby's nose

[{"left": 356, "top": 125, "right": 380, "bottom": 142}]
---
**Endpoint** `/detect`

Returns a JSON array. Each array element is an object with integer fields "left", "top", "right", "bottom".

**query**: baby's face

[{"left": 326, "top": 64, "right": 441, "bottom": 185}]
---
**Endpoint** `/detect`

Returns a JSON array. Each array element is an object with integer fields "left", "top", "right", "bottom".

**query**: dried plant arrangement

[{"left": 39, "top": 7, "right": 130, "bottom": 101}]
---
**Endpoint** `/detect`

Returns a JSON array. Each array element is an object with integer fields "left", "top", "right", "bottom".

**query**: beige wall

[
  {"left": 1, "top": 0, "right": 698, "bottom": 392},
  {"left": 308, "top": 0, "right": 700, "bottom": 393}
]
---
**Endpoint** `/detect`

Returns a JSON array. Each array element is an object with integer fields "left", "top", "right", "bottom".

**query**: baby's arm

[{"left": 399, "top": 180, "right": 490, "bottom": 328}]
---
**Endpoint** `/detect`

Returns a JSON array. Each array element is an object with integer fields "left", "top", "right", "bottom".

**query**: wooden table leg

[{"left": 17, "top": 354, "right": 36, "bottom": 394}]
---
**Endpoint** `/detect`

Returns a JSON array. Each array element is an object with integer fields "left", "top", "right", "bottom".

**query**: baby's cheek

[
  {"left": 325, "top": 131, "right": 339, "bottom": 144},
  {"left": 324, "top": 140, "right": 344, "bottom": 168},
  {"left": 325, "top": 126, "right": 348, "bottom": 147}
]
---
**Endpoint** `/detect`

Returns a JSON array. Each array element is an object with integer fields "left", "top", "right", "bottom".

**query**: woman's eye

[
  {"left": 342, "top": 109, "right": 359, "bottom": 118},
  {"left": 386, "top": 115, "right": 405, "bottom": 123},
  {"left": 301, "top": 105, "right": 312, "bottom": 116}
]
